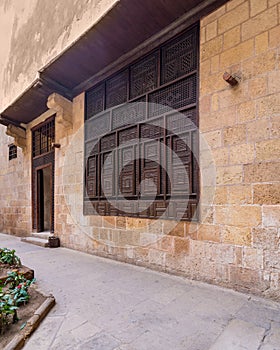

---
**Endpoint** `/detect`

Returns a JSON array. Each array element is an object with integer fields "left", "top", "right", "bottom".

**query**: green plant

[
  {"left": 11, "top": 279, "right": 35, "bottom": 306},
  {"left": 0, "top": 248, "right": 21, "bottom": 266},
  {"left": 5, "top": 271, "right": 26, "bottom": 289},
  {"left": 0, "top": 287, "right": 19, "bottom": 334},
  {"left": 5, "top": 271, "right": 35, "bottom": 305}
]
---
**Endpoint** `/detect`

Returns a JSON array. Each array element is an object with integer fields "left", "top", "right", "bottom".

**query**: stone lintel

[
  {"left": 47, "top": 93, "right": 73, "bottom": 128},
  {"left": 6, "top": 124, "right": 27, "bottom": 149}
]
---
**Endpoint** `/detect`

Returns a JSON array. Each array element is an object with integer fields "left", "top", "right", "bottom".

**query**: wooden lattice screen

[{"left": 84, "top": 23, "right": 199, "bottom": 221}]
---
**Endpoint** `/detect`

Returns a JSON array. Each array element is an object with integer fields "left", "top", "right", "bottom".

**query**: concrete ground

[{"left": 0, "top": 233, "right": 280, "bottom": 350}]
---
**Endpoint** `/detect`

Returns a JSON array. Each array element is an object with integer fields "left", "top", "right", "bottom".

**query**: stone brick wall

[
  {"left": 53, "top": 0, "right": 280, "bottom": 300},
  {"left": 1, "top": 0, "right": 279, "bottom": 300},
  {"left": 199, "top": 0, "right": 280, "bottom": 298},
  {"left": 0, "top": 126, "right": 32, "bottom": 235}
]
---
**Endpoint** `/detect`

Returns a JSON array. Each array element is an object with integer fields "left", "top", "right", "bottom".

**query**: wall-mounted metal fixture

[
  {"left": 51, "top": 143, "right": 61, "bottom": 149},
  {"left": 223, "top": 72, "right": 239, "bottom": 86}
]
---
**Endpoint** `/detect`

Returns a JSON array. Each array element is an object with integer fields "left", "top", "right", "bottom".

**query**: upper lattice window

[{"left": 32, "top": 118, "right": 55, "bottom": 157}]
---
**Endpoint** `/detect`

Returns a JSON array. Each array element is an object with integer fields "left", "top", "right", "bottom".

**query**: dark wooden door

[{"left": 36, "top": 169, "right": 44, "bottom": 232}]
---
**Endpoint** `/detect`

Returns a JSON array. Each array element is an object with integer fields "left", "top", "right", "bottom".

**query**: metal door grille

[{"left": 84, "top": 24, "right": 199, "bottom": 221}]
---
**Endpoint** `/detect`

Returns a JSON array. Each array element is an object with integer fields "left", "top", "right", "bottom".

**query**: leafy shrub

[
  {"left": 0, "top": 248, "right": 21, "bottom": 266},
  {"left": 5, "top": 271, "right": 26, "bottom": 289},
  {"left": 0, "top": 269, "right": 35, "bottom": 334},
  {"left": 0, "top": 287, "right": 19, "bottom": 334}
]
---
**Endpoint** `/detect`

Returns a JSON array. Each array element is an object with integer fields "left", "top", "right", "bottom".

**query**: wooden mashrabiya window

[{"left": 84, "top": 24, "right": 199, "bottom": 221}]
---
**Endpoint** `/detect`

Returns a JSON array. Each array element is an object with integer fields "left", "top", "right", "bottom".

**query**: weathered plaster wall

[{"left": 0, "top": 0, "right": 119, "bottom": 111}]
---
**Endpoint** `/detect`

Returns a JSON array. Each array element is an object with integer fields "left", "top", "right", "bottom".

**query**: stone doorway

[
  {"left": 31, "top": 117, "right": 55, "bottom": 233},
  {"left": 36, "top": 165, "right": 52, "bottom": 232}
]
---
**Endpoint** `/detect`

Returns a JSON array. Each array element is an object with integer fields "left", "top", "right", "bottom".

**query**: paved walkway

[{"left": 0, "top": 233, "right": 280, "bottom": 350}]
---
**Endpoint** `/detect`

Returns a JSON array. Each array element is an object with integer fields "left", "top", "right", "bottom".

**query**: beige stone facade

[{"left": 0, "top": 0, "right": 279, "bottom": 300}]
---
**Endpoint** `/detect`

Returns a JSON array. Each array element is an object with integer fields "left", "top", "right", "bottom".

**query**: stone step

[
  {"left": 21, "top": 237, "right": 49, "bottom": 248},
  {"left": 31, "top": 232, "right": 52, "bottom": 240}
]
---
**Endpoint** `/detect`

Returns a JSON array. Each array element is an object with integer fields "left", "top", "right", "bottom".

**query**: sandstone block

[
  {"left": 229, "top": 143, "right": 255, "bottom": 164},
  {"left": 268, "top": 71, "right": 280, "bottom": 94},
  {"left": 211, "top": 93, "right": 219, "bottom": 111},
  {"left": 213, "top": 147, "right": 229, "bottom": 166},
  {"left": 203, "top": 130, "right": 222, "bottom": 149},
  {"left": 253, "top": 184, "right": 280, "bottom": 205},
  {"left": 200, "top": 26, "right": 206, "bottom": 44},
  {"left": 158, "top": 236, "right": 174, "bottom": 251},
  {"left": 252, "top": 227, "right": 279, "bottom": 250},
  {"left": 216, "top": 165, "right": 243, "bottom": 185},
  {"left": 148, "top": 249, "right": 166, "bottom": 266},
  {"left": 174, "top": 237, "right": 190, "bottom": 255},
  {"left": 200, "top": 59, "right": 211, "bottom": 78},
  {"left": 200, "top": 107, "right": 236, "bottom": 132},
  {"left": 211, "top": 55, "right": 220, "bottom": 74},
  {"left": 264, "top": 249, "right": 280, "bottom": 270},
  {"left": 165, "top": 221, "right": 185, "bottom": 237},
  {"left": 226, "top": 0, "right": 246, "bottom": 11},
  {"left": 220, "top": 39, "right": 254, "bottom": 67},
  {"left": 237, "top": 100, "right": 256, "bottom": 123},
  {"left": 255, "top": 32, "right": 269, "bottom": 54},
  {"left": 228, "top": 184, "right": 253, "bottom": 205},
  {"left": 269, "top": 25, "right": 280, "bottom": 48},
  {"left": 256, "top": 139, "right": 280, "bottom": 161},
  {"left": 218, "top": 2, "right": 249, "bottom": 34},
  {"left": 215, "top": 205, "right": 262, "bottom": 226},
  {"left": 214, "top": 186, "right": 228, "bottom": 205},
  {"left": 221, "top": 225, "right": 252, "bottom": 246},
  {"left": 271, "top": 115, "right": 280, "bottom": 137},
  {"left": 243, "top": 50, "right": 277, "bottom": 79},
  {"left": 201, "top": 36, "right": 223, "bottom": 61},
  {"left": 206, "top": 20, "right": 218, "bottom": 41},
  {"left": 247, "top": 119, "right": 270, "bottom": 142},
  {"left": 250, "top": 0, "right": 268, "bottom": 16},
  {"left": 200, "top": 95, "right": 211, "bottom": 114},
  {"left": 243, "top": 247, "right": 263, "bottom": 269},
  {"left": 242, "top": 7, "right": 278, "bottom": 41},
  {"left": 197, "top": 224, "right": 220, "bottom": 242},
  {"left": 212, "top": 244, "right": 235, "bottom": 264},
  {"left": 229, "top": 266, "right": 268, "bottom": 292},
  {"left": 248, "top": 76, "right": 267, "bottom": 98},
  {"left": 201, "top": 5, "right": 226, "bottom": 26},
  {"left": 200, "top": 71, "right": 227, "bottom": 96},
  {"left": 223, "top": 26, "right": 241, "bottom": 50},
  {"left": 262, "top": 206, "right": 280, "bottom": 226},
  {"left": 269, "top": 0, "right": 280, "bottom": 6},
  {"left": 244, "top": 162, "right": 280, "bottom": 182}
]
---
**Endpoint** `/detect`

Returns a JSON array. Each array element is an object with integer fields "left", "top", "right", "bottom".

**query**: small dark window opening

[{"left": 8, "top": 144, "right": 17, "bottom": 160}]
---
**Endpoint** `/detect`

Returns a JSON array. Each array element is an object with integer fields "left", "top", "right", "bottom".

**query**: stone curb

[{"left": 4, "top": 293, "right": 55, "bottom": 350}]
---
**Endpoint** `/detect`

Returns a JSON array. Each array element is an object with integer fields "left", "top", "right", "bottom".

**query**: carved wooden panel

[
  {"left": 161, "top": 27, "right": 198, "bottom": 85},
  {"left": 86, "top": 83, "right": 105, "bottom": 120},
  {"left": 148, "top": 75, "right": 196, "bottom": 118},
  {"left": 85, "top": 111, "right": 110, "bottom": 140},
  {"left": 106, "top": 70, "right": 128, "bottom": 109},
  {"left": 112, "top": 98, "right": 146, "bottom": 130},
  {"left": 130, "top": 51, "right": 159, "bottom": 99}
]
